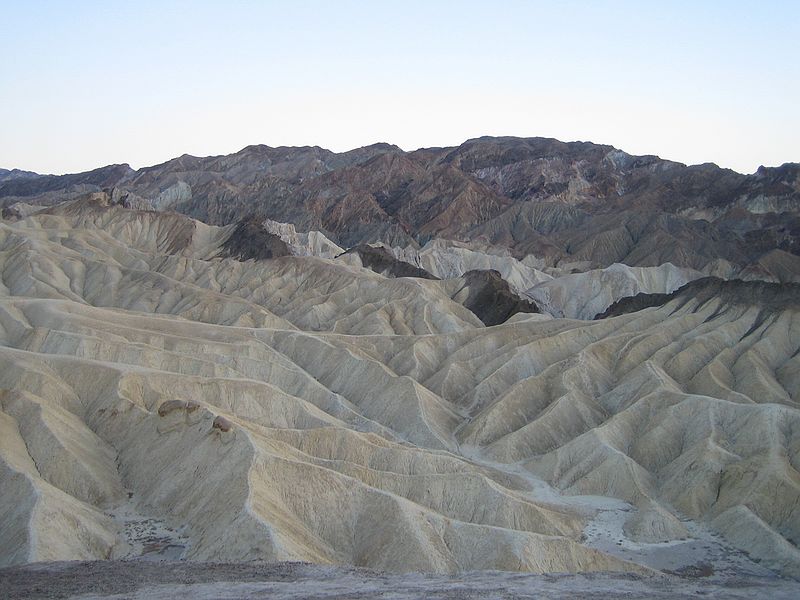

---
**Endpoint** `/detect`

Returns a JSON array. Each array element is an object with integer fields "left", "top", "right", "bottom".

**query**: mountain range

[
  {"left": 2, "top": 137, "right": 798, "bottom": 281},
  {"left": 0, "top": 137, "right": 799, "bottom": 584}
]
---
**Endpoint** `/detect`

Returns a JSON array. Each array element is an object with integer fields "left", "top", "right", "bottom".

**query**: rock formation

[
  {"left": 0, "top": 198, "right": 797, "bottom": 579},
  {"left": 1, "top": 133, "right": 799, "bottom": 582},
  {"left": 338, "top": 244, "right": 439, "bottom": 280}
]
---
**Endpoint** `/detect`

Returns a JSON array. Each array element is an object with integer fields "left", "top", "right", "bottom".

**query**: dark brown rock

[
  {"left": 344, "top": 245, "right": 438, "bottom": 279},
  {"left": 219, "top": 216, "right": 292, "bottom": 261},
  {"left": 452, "top": 270, "right": 540, "bottom": 326}
]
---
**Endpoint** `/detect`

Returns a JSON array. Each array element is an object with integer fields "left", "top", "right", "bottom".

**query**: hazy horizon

[{"left": 2, "top": 1, "right": 798, "bottom": 175}]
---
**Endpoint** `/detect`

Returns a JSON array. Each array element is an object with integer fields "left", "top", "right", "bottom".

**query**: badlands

[{"left": 0, "top": 139, "right": 799, "bottom": 598}]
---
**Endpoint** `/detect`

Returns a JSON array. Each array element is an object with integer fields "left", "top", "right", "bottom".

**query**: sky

[{"left": 1, "top": 1, "right": 798, "bottom": 175}]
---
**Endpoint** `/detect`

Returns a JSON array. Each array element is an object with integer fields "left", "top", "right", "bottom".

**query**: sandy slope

[{"left": 0, "top": 199, "right": 798, "bottom": 579}]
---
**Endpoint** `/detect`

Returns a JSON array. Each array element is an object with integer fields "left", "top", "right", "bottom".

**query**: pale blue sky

[{"left": 1, "top": 1, "right": 798, "bottom": 174}]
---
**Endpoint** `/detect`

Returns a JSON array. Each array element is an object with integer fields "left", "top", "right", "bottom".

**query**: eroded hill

[{"left": 0, "top": 199, "right": 798, "bottom": 579}]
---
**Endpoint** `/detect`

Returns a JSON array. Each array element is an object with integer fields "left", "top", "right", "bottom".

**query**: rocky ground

[{"left": 1, "top": 561, "right": 798, "bottom": 600}]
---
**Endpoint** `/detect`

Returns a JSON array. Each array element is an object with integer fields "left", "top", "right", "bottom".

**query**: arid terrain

[
  {"left": 0, "top": 139, "right": 798, "bottom": 596},
  {"left": 2, "top": 560, "right": 799, "bottom": 600}
]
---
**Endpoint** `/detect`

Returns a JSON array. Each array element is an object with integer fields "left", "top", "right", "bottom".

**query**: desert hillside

[{"left": 0, "top": 194, "right": 798, "bottom": 580}]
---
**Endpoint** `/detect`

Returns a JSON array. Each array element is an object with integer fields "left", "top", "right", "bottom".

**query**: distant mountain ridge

[
  {"left": 0, "top": 167, "right": 40, "bottom": 182},
  {"left": 2, "top": 137, "right": 798, "bottom": 278}
]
